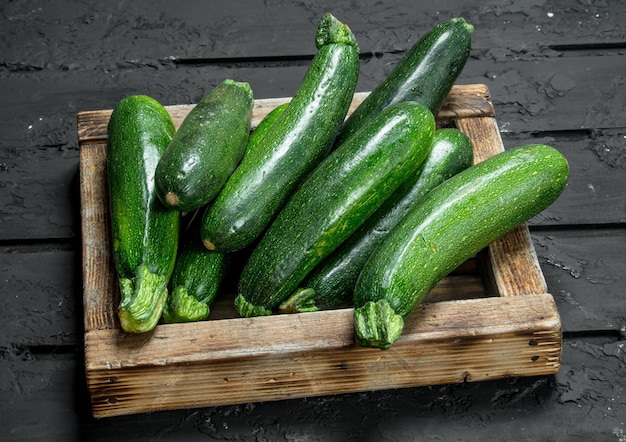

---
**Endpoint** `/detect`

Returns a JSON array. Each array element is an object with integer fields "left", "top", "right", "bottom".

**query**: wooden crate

[{"left": 78, "top": 84, "right": 561, "bottom": 419}]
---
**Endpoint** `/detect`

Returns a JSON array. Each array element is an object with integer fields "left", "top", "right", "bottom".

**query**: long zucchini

[
  {"left": 236, "top": 102, "right": 435, "bottom": 317},
  {"left": 353, "top": 144, "right": 569, "bottom": 349},
  {"left": 201, "top": 13, "right": 360, "bottom": 253},
  {"left": 335, "top": 17, "right": 473, "bottom": 146},
  {"left": 106, "top": 95, "right": 181, "bottom": 333},
  {"left": 285, "top": 128, "right": 473, "bottom": 312}
]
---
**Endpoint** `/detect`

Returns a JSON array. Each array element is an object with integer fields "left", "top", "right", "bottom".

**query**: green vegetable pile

[{"left": 106, "top": 13, "right": 569, "bottom": 349}]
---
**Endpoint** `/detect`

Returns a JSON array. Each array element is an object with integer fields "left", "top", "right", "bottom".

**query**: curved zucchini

[
  {"left": 286, "top": 128, "right": 473, "bottom": 312},
  {"left": 155, "top": 79, "right": 253, "bottom": 212},
  {"left": 161, "top": 212, "right": 228, "bottom": 323},
  {"left": 353, "top": 144, "right": 569, "bottom": 349},
  {"left": 106, "top": 95, "right": 181, "bottom": 333},
  {"left": 201, "top": 13, "right": 360, "bottom": 253},
  {"left": 236, "top": 101, "right": 435, "bottom": 317},
  {"left": 335, "top": 17, "right": 473, "bottom": 146}
]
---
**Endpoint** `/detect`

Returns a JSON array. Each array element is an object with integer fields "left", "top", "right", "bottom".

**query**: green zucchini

[
  {"left": 236, "top": 101, "right": 436, "bottom": 317},
  {"left": 201, "top": 13, "right": 360, "bottom": 253},
  {"left": 161, "top": 212, "right": 228, "bottom": 323},
  {"left": 155, "top": 79, "right": 253, "bottom": 212},
  {"left": 335, "top": 17, "right": 473, "bottom": 147},
  {"left": 353, "top": 144, "right": 569, "bottom": 349},
  {"left": 106, "top": 95, "right": 181, "bottom": 333},
  {"left": 284, "top": 128, "right": 473, "bottom": 312}
]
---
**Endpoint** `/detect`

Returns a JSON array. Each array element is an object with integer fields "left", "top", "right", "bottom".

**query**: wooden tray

[{"left": 78, "top": 84, "right": 561, "bottom": 418}]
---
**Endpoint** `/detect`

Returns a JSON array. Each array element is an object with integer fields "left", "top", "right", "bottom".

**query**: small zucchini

[
  {"left": 353, "top": 144, "right": 569, "bottom": 349},
  {"left": 161, "top": 212, "right": 228, "bottom": 323},
  {"left": 155, "top": 79, "right": 253, "bottom": 212},
  {"left": 106, "top": 95, "right": 181, "bottom": 333},
  {"left": 286, "top": 128, "right": 473, "bottom": 312},
  {"left": 201, "top": 13, "right": 360, "bottom": 253},
  {"left": 335, "top": 17, "right": 473, "bottom": 146},
  {"left": 236, "top": 101, "right": 435, "bottom": 317}
]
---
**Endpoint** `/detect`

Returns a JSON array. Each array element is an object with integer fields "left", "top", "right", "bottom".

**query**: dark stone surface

[{"left": 1, "top": 1, "right": 624, "bottom": 440}]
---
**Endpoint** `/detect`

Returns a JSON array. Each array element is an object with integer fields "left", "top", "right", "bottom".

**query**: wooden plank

[
  {"left": 79, "top": 143, "right": 118, "bottom": 332},
  {"left": 484, "top": 225, "right": 548, "bottom": 297},
  {"left": 85, "top": 294, "right": 561, "bottom": 417}
]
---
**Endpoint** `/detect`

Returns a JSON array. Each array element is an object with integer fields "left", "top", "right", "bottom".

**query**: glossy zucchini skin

[
  {"left": 106, "top": 95, "right": 181, "bottom": 333},
  {"left": 335, "top": 17, "right": 473, "bottom": 146},
  {"left": 236, "top": 102, "right": 436, "bottom": 317},
  {"left": 353, "top": 144, "right": 569, "bottom": 349},
  {"left": 161, "top": 213, "right": 228, "bottom": 323},
  {"left": 201, "top": 13, "right": 360, "bottom": 253},
  {"left": 291, "top": 128, "right": 473, "bottom": 312},
  {"left": 155, "top": 79, "right": 253, "bottom": 212}
]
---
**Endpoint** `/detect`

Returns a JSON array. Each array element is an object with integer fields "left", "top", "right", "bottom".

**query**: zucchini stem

[
  {"left": 118, "top": 264, "right": 169, "bottom": 333},
  {"left": 353, "top": 299, "right": 404, "bottom": 350},
  {"left": 278, "top": 288, "right": 319, "bottom": 313},
  {"left": 162, "top": 286, "right": 210, "bottom": 323},
  {"left": 234, "top": 294, "right": 273, "bottom": 317},
  {"left": 315, "top": 13, "right": 359, "bottom": 50}
]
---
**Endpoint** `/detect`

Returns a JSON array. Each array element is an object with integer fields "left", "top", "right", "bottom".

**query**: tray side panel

[
  {"left": 80, "top": 143, "right": 118, "bottom": 331},
  {"left": 86, "top": 294, "right": 561, "bottom": 418}
]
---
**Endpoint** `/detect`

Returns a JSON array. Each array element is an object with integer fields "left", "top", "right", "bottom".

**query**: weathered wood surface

[{"left": 1, "top": 0, "right": 625, "bottom": 439}]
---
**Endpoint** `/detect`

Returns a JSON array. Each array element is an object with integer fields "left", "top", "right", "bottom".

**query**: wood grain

[{"left": 79, "top": 143, "right": 118, "bottom": 331}]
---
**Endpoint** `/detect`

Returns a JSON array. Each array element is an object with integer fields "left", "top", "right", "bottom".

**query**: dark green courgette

[
  {"left": 155, "top": 79, "right": 253, "bottom": 212},
  {"left": 201, "top": 13, "right": 360, "bottom": 253},
  {"left": 106, "top": 95, "right": 181, "bottom": 333},
  {"left": 236, "top": 101, "right": 435, "bottom": 317},
  {"left": 284, "top": 128, "right": 473, "bottom": 312},
  {"left": 161, "top": 212, "right": 228, "bottom": 323},
  {"left": 353, "top": 144, "right": 569, "bottom": 349},
  {"left": 335, "top": 17, "right": 473, "bottom": 146}
]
